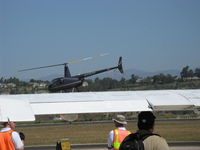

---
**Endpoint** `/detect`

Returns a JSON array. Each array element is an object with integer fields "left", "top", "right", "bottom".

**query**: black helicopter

[{"left": 19, "top": 54, "right": 123, "bottom": 92}]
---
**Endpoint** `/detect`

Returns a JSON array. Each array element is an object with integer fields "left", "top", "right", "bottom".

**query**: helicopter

[{"left": 19, "top": 54, "right": 123, "bottom": 92}]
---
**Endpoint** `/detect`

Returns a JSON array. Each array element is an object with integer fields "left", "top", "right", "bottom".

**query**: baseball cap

[{"left": 138, "top": 111, "right": 156, "bottom": 130}]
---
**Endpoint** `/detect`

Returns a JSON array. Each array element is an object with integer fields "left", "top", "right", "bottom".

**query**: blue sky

[{"left": 0, "top": 0, "right": 200, "bottom": 80}]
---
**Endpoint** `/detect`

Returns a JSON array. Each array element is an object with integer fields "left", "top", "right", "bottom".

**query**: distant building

[
  {"left": 184, "top": 76, "right": 200, "bottom": 81},
  {"left": 0, "top": 83, "right": 7, "bottom": 88},
  {"left": 30, "top": 82, "right": 48, "bottom": 88},
  {"left": 7, "top": 83, "right": 16, "bottom": 88}
]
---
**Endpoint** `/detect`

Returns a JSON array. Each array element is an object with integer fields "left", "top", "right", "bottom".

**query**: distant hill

[{"left": 125, "top": 68, "right": 180, "bottom": 78}]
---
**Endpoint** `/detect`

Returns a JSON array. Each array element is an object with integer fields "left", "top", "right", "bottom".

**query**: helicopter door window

[
  {"left": 60, "top": 79, "right": 64, "bottom": 84},
  {"left": 51, "top": 79, "right": 61, "bottom": 86}
]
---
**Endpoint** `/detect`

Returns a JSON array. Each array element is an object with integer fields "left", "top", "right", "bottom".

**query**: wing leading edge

[
  {"left": 0, "top": 89, "right": 199, "bottom": 122},
  {"left": 0, "top": 97, "right": 35, "bottom": 122}
]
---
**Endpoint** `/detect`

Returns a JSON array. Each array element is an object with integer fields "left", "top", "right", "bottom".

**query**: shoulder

[
  {"left": 109, "top": 130, "right": 114, "bottom": 135},
  {"left": 121, "top": 133, "right": 137, "bottom": 142},
  {"left": 11, "top": 131, "right": 24, "bottom": 149},
  {"left": 0, "top": 127, "right": 10, "bottom": 132},
  {"left": 108, "top": 130, "right": 114, "bottom": 139},
  {"left": 11, "top": 131, "right": 19, "bottom": 135},
  {"left": 11, "top": 131, "right": 21, "bottom": 139},
  {"left": 146, "top": 135, "right": 166, "bottom": 140},
  {"left": 118, "top": 127, "right": 126, "bottom": 130},
  {"left": 144, "top": 135, "right": 169, "bottom": 150},
  {"left": 144, "top": 135, "right": 167, "bottom": 143}
]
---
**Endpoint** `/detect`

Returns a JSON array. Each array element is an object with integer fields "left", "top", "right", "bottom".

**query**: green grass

[{"left": 16, "top": 120, "right": 200, "bottom": 146}]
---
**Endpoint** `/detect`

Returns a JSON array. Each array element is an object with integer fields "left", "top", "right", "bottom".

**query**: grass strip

[{"left": 16, "top": 120, "right": 200, "bottom": 146}]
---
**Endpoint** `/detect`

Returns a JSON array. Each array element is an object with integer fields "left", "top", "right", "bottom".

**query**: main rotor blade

[
  {"left": 67, "top": 52, "right": 110, "bottom": 64},
  {"left": 18, "top": 63, "right": 66, "bottom": 72},
  {"left": 18, "top": 52, "right": 110, "bottom": 72}
]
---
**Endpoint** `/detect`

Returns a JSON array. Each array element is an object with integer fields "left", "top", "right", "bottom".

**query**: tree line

[
  {"left": 77, "top": 66, "right": 200, "bottom": 91},
  {"left": 180, "top": 66, "right": 200, "bottom": 78},
  {"left": 0, "top": 66, "right": 200, "bottom": 94}
]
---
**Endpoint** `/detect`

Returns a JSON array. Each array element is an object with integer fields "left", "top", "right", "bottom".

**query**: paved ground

[
  {"left": 25, "top": 142, "right": 200, "bottom": 150},
  {"left": 25, "top": 147, "right": 200, "bottom": 150},
  {"left": 25, "top": 145, "right": 200, "bottom": 150},
  {"left": 73, "top": 147, "right": 200, "bottom": 150},
  {"left": 171, "top": 147, "right": 200, "bottom": 150}
]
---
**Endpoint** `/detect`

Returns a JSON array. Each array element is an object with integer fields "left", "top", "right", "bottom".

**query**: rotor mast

[{"left": 64, "top": 64, "right": 71, "bottom": 77}]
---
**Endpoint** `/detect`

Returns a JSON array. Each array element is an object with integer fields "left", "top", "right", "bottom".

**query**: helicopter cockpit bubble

[{"left": 50, "top": 78, "right": 63, "bottom": 86}]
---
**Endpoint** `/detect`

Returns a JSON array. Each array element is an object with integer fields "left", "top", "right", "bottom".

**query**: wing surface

[
  {"left": 0, "top": 96, "right": 35, "bottom": 122},
  {"left": 135, "top": 90, "right": 200, "bottom": 111},
  {"left": 6, "top": 91, "right": 151, "bottom": 115},
  {"left": 0, "top": 89, "right": 200, "bottom": 122}
]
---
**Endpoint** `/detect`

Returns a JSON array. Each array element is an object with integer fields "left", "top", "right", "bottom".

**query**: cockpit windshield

[
  {"left": 50, "top": 78, "right": 63, "bottom": 86},
  {"left": 51, "top": 78, "right": 60, "bottom": 84}
]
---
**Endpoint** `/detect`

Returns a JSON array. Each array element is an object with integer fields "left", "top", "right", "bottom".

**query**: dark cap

[{"left": 137, "top": 111, "right": 156, "bottom": 130}]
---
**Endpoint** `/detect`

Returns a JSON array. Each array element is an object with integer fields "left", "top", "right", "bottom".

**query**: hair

[
  {"left": 114, "top": 121, "right": 124, "bottom": 127},
  {"left": 3, "top": 122, "right": 8, "bottom": 127},
  {"left": 137, "top": 111, "right": 156, "bottom": 130},
  {"left": 19, "top": 132, "right": 25, "bottom": 141}
]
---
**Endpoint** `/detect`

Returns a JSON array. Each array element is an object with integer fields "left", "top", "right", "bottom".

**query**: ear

[
  {"left": 3, "top": 122, "right": 8, "bottom": 127},
  {"left": 7, "top": 122, "right": 11, "bottom": 126},
  {"left": 150, "top": 127, "right": 154, "bottom": 133}
]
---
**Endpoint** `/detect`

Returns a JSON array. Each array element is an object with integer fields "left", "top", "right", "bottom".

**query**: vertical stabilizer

[{"left": 118, "top": 57, "right": 123, "bottom": 73}]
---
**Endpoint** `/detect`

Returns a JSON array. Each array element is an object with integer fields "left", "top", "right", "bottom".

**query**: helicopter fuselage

[
  {"left": 48, "top": 57, "right": 123, "bottom": 92},
  {"left": 20, "top": 55, "right": 123, "bottom": 92},
  {"left": 48, "top": 77, "right": 83, "bottom": 92}
]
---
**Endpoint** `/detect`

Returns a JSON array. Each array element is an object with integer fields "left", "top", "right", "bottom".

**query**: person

[
  {"left": 107, "top": 115, "right": 131, "bottom": 150},
  {"left": 0, "top": 120, "right": 24, "bottom": 150},
  {"left": 119, "top": 111, "right": 170, "bottom": 150}
]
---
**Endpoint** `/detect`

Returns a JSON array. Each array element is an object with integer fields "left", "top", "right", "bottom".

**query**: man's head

[
  {"left": 3, "top": 121, "right": 16, "bottom": 130},
  {"left": 113, "top": 115, "right": 127, "bottom": 127},
  {"left": 137, "top": 111, "right": 156, "bottom": 131}
]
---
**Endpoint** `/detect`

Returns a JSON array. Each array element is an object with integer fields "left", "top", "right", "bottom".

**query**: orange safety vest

[
  {"left": 0, "top": 130, "right": 15, "bottom": 150},
  {"left": 113, "top": 129, "right": 131, "bottom": 150}
]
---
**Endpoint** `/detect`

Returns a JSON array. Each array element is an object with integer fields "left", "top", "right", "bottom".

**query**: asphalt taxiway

[
  {"left": 25, "top": 146, "right": 200, "bottom": 150},
  {"left": 25, "top": 143, "right": 200, "bottom": 150}
]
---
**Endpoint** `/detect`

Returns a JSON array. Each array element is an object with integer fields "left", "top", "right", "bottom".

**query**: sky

[{"left": 0, "top": 0, "right": 200, "bottom": 80}]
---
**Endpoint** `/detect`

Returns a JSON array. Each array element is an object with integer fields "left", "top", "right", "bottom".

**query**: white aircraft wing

[
  {"left": 0, "top": 97, "right": 35, "bottom": 122},
  {"left": 136, "top": 90, "right": 200, "bottom": 111},
  {"left": 0, "top": 89, "right": 200, "bottom": 122},
  {"left": 5, "top": 91, "right": 151, "bottom": 115}
]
